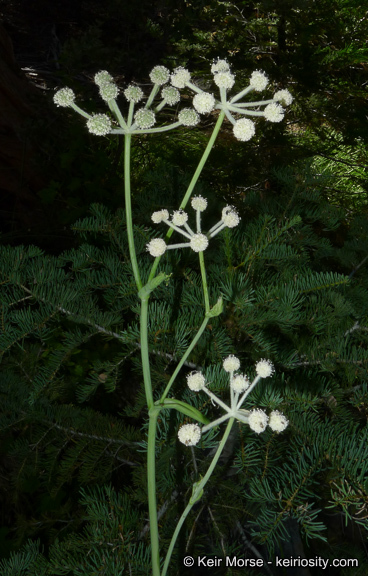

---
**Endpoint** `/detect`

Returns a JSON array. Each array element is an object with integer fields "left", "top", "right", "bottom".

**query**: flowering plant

[{"left": 54, "top": 59, "right": 292, "bottom": 576}]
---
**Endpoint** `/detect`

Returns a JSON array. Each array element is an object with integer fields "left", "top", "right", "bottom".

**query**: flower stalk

[{"left": 53, "top": 59, "right": 292, "bottom": 576}]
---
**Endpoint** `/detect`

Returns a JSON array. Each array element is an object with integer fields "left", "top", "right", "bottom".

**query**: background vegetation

[{"left": 1, "top": 1, "right": 368, "bottom": 574}]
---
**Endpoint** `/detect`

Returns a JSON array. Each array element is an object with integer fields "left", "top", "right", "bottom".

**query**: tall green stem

[
  {"left": 161, "top": 417, "right": 235, "bottom": 576},
  {"left": 147, "top": 407, "right": 161, "bottom": 576},
  {"left": 159, "top": 315, "right": 209, "bottom": 403},
  {"left": 179, "top": 109, "right": 226, "bottom": 211},
  {"left": 199, "top": 251, "right": 210, "bottom": 314},
  {"left": 148, "top": 110, "right": 226, "bottom": 283},
  {"left": 140, "top": 297, "right": 154, "bottom": 409},
  {"left": 124, "top": 134, "right": 142, "bottom": 291},
  {"left": 123, "top": 134, "right": 158, "bottom": 572}
]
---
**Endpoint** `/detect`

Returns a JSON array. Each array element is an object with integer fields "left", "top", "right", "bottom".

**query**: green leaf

[
  {"left": 205, "top": 296, "right": 223, "bottom": 318},
  {"left": 190, "top": 478, "right": 204, "bottom": 504},
  {"left": 138, "top": 272, "right": 172, "bottom": 300},
  {"left": 158, "top": 398, "right": 209, "bottom": 425}
]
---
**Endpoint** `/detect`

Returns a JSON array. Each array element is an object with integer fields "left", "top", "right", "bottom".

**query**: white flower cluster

[
  {"left": 214, "top": 71, "right": 235, "bottom": 90},
  {"left": 178, "top": 423, "right": 201, "bottom": 446},
  {"left": 211, "top": 58, "right": 230, "bottom": 74},
  {"left": 221, "top": 206, "right": 240, "bottom": 228},
  {"left": 187, "top": 371, "right": 206, "bottom": 391},
  {"left": 87, "top": 114, "right": 112, "bottom": 136},
  {"left": 273, "top": 89, "right": 293, "bottom": 106},
  {"left": 264, "top": 102, "right": 284, "bottom": 123},
  {"left": 193, "top": 92, "right": 216, "bottom": 114},
  {"left": 146, "top": 198, "right": 240, "bottom": 257},
  {"left": 178, "top": 108, "right": 199, "bottom": 127},
  {"left": 134, "top": 108, "right": 156, "bottom": 129},
  {"left": 150, "top": 65, "right": 170, "bottom": 85},
  {"left": 233, "top": 118, "right": 255, "bottom": 142},
  {"left": 161, "top": 86, "right": 180, "bottom": 106},
  {"left": 93, "top": 71, "right": 120, "bottom": 103},
  {"left": 54, "top": 61, "right": 292, "bottom": 141},
  {"left": 249, "top": 70, "right": 269, "bottom": 92},
  {"left": 178, "top": 354, "right": 288, "bottom": 446},
  {"left": 53, "top": 87, "right": 75, "bottom": 107},
  {"left": 171, "top": 66, "right": 191, "bottom": 89},
  {"left": 99, "top": 82, "right": 119, "bottom": 102},
  {"left": 124, "top": 85, "right": 144, "bottom": 103},
  {"left": 94, "top": 70, "right": 113, "bottom": 86}
]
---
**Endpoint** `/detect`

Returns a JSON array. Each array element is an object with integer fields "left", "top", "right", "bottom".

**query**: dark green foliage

[
  {"left": 1, "top": 154, "right": 368, "bottom": 572},
  {"left": 1, "top": 0, "right": 368, "bottom": 571}
]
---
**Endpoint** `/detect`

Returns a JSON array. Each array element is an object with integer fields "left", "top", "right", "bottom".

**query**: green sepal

[
  {"left": 205, "top": 295, "right": 223, "bottom": 318},
  {"left": 138, "top": 272, "right": 172, "bottom": 300},
  {"left": 190, "top": 478, "right": 204, "bottom": 504},
  {"left": 157, "top": 398, "right": 209, "bottom": 425}
]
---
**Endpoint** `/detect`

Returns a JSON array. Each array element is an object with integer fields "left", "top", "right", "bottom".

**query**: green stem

[
  {"left": 161, "top": 417, "right": 235, "bottom": 576},
  {"left": 124, "top": 134, "right": 142, "bottom": 291},
  {"left": 199, "top": 251, "right": 210, "bottom": 314},
  {"left": 147, "top": 110, "right": 226, "bottom": 283},
  {"left": 179, "top": 109, "right": 226, "bottom": 210},
  {"left": 159, "top": 316, "right": 210, "bottom": 403},
  {"left": 147, "top": 407, "right": 161, "bottom": 576},
  {"left": 140, "top": 297, "right": 154, "bottom": 409}
]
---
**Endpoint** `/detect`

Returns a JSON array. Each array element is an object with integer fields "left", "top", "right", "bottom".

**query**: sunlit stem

[
  {"left": 236, "top": 375, "right": 262, "bottom": 409},
  {"left": 202, "top": 413, "right": 231, "bottom": 433},
  {"left": 162, "top": 219, "right": 192, "bottom": 239},
  {"left": 159, "top": 316, "right": 210, "bottom": 402},
  {"left": 202, "top": 387, "right": 232, "bottom": 413},
  {"left": 127, "top": 101, "right": 135, "bottom": 128},
  {"left": 109, "top": 99, "right": 128, "bottom": 129},
  {"left": 199, "top": 251, "right": 210, "bottom": 314},
  {"left": 230, "top": 85, "right": 254, "bottom": 103},
  {"left": 148, "top": 109, "right": 226, "bottom": 282},
  {"left": 146, "top": 84, "right": 160, "bottom": 108},
  {"left": 70, "top": 103, "right": 91, "bottom": 119},
  {"left": 124, "top": 134, "right": 142, "bottom": 291},
  {"left": 161, "top": 418, "right": 235, "bottom": 576},
  {"left": 186, "top": 81, "right": 204, "bottom": 94}
]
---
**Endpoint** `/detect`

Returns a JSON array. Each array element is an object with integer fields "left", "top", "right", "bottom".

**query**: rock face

[{"left": 0, "top": 22, "right": 46, "bottom": 231}]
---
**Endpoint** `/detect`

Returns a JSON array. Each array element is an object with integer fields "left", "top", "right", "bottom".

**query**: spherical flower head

[
  {"left": 151, "top": 209, "right": 169, "bottom": 224},
  {"left": 87, "top": 114, "right": 112, "bottom": 136},
  {"left": 99, "top": 82, "right": 119, "bottom": 102},
  {"left": 211, "top": 58, "right": 230, "bottom": 75},
  {"left": 231, "top": 374, "right": 250, "bottom": 394},
  {"left": 273, "top": 89, "right": 293, "bottom": 106},
  {"left": 213, "top": 72, "right": 235, "bottom": 90},
  {"left": 172, "top": 209, "right": 188, "bottom": 226},
  {"left": 190, "top": 233, "right": 209, "bottom": 253},
  {"left": 191, "top": 195, "right": 208, "bottom": 212},
  {"left": 186, "top": 371, "right": 206, "bottom": 392},
  {"left": 193, "top": 92, "right": 216, "bottom": 114},
  {"left": 94, "top": 70, "right": 114, "bottom": 86},
  {"left": 255, "top": 359, "right": 274, "bottom": 378},
  {"left": 53, "top": 87, "right": 75, "bottom": 107},
  {"left": 178, "top": 423, "right": 201, "bottom": 446},
  {"left": 249, "top": 70, "right": 269, "bottom": 92},
  {"left": 178, "top": 108, "right": 199, "bottom": 127},
  {"left": 248, "top": 409, "right": 269, "bottom": 434},
  {"left": 134, "top": 108, "right": 156, "bottom": 129},
  {"left": 124, "top": 85, "right": 144, "bottom": 103},
  {"left": 233, "top": 118, "right": 256, "bottom": 142},
  {"left": 161, "top": 86, "right": 180, "bottom": 106},
  {"left": 149, "top": 65, "right": 170, "bottom": 85},
  {"left": 264, "top": 102, "right": 284, "bottom": 123},
  {"left": 146, "top": 238, "right": 167, "bottom": 257},
  {"left": 269, "top": 410, "right": 289, "bottom": 432},
  {"left": 223, "top": 355, "right": 240, "bottom": 373},
  {"left": 222, "top": 206, "right": 240, "bottom": 228},
  {"left": 171, "top": 67, "right": 191, "bottom": 89}
]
